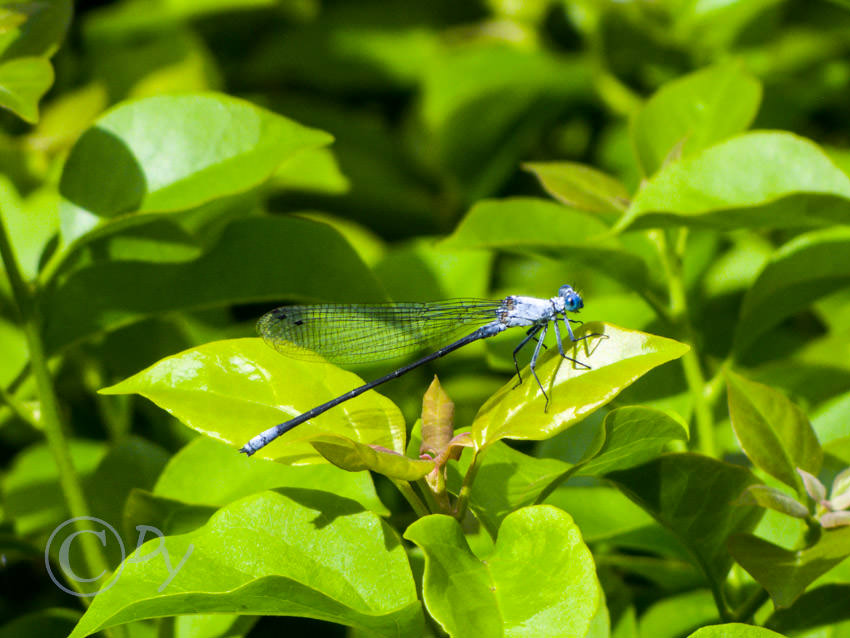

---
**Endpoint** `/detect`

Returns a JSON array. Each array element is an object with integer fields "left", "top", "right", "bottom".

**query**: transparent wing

[{"left": 256, "top": 299, "right": 502, "bottom": 364}]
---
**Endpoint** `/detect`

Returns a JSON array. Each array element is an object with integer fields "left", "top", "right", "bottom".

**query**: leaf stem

[
  {"left": 453, "top": 449, "right": 481, "bottom": 520},
  {"left": 657, "top": 229, "right": 716, "bottom": 456},
  {"left": 730, "top": 587, "right": 770, "bottom": 623},
  {"left": 0, "top": 209, "right": 111, "bottom": 591},
  {"left": 392, "top": 479, "right": 431, "bottom": 518}
]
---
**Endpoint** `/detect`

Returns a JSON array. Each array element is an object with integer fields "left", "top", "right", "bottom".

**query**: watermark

[{"left": 45, "top": 516, "right": 194, "bottom": 597}]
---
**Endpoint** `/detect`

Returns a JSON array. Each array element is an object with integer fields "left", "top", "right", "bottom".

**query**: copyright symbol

[{"left": 45, "top": 516, "right": 126, "bottom": 597}]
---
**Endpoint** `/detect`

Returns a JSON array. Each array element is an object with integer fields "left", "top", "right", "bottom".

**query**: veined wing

[{"left": 256, "top": 299, "right": 503, "bottom": 365}]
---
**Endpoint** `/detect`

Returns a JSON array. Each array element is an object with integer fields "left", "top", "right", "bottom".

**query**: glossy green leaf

[
  {"left": 472, "top": 323, "right": 689, "bottom": 447},
  {"left": 42, "top": 216, "right": 385, "bottom": 354},
  {"left": 734, "top": 227, "right": 850, "bottom": 354},
  {"left": 154, "top": 437, "right": 389, "bottom": 516},
  {"left": 687, "top": 624, "right": 786, "bottom": 638},
  {"left": 607, "top": 454, "right": 763, "bottom": 585},
  {"left": 0, "top": 57, "right": 53, "bottom": 123},
  {"left": 726, "top": 369, "right": 822, "bottom": 491},
  {"left": 735, "top": 485, "right": 809, "bottom": 519},
  {"left": 616, "top": 132, "right": 850, "bottom": 231},
  {"left": 58, "top": 93, "right": 333, "bottom": 244},
  {"left": 311, "top": 435, "right": 434, "bottom": 481},
  {"left": 404, "top": 506, "right": 601, "bottom": 638},
  {"left": 542, "top": 485, "right": 655, "bottom": 543},
  {"left": 728, "top": 526, "right": 850, "bottom": 608},
  {"left": 442, "top": 197, "right": 653, "bottom": 294},
  {"left": 68, "top": 490, "right": 422, "bottom": 638},
  {"left": 523, "top": 161, "right": 630, "bottom": 216},
  {"left": 631, "top": 63, "right": 761, "bottom": 177},
  {"left": 100, "top": 338, "right": 406, "bottom": 465}
]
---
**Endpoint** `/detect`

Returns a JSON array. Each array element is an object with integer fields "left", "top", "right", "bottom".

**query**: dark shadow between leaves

[{"left": 59, "top": 126, "right": 147, "bottom": 218}]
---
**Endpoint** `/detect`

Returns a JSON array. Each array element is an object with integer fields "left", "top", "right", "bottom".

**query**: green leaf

[
  {"left": 456, "top": 442, "right": 571, "bottom": 537},
  {"left": 734, "top": 227, "right": 850, "bottom": 354},
  {"left": 728, "top": 526, "right": 850, "bottom": 608},
  {"left": 523, "top": 161, "right": 630, "bottom": 216},
  {"left": 99, "top": 338, "right": 406, "bottom": 465},
  {"left": 42, "top": 216, "right": 385, "bottom": 354},
  {"left": 638, "top": 590, "right": 718, "bottom": 638},
  {"left": 686, "top": 623, "right": 786, "bottom": 638},
  {"left": 0, "top": 57, "right": 53, "bottom": 123},
  {"left": 2, "top": 441, "right": 106, "bottom": 535},
  {"left": 58, "top": 93, "right": 333, "bottom": 244},
  {"left": 607, "top": 454, "right": 763, "bottom": 586},
  {"left": 153, "top": 437, "right": 389, "bottom": 516},
  {"left": 726, "top": 369, "right": 822, "bottom": 491},
  {"left": 616, "top": 132, "right": 850, "bottom": 231},
  {"left": 472, "top": 323, "right": 689, "bottom": 447},
  {"left": 767, "top": 583, "right": 850, "bottom": 634},
  {"left": 420, "top": 45, "right": 592, "bottom": 202},
  {"left": 0, "top": 609, "right": 80, "bottom": 638},
  {"left": 486, "top": 406, "right": 689, "bottom": 517},
  {"left": 0, "top": 178, "right": 59, "bottom": 279},
  {"left": 631, "top": 63, "right": 762, "bottom": 177},
  {"left": 735, "top": 485, "right": 810, "bottom": 519},
  {"left": 68, "top": 491, "right": 422, "bottom": 638},
  {"left": 0, "top": 0, "right": 71, "bottom": 58},
  {"left": 311, "top": 435, "right": 434, "bottom": 481},
  {"left": 404, "top": 506, "right": 601, "bottom": 638},
  {"left": 573, "top": 406, "right": 690, "bottom": 477},
  {"left": 441, "top": 197, "right": 653, "bottom": 294}
]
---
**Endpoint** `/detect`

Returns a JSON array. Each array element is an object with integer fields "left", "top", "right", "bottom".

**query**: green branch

[{"left": 0, "top": 210, "right": 111, "bottom": 594}]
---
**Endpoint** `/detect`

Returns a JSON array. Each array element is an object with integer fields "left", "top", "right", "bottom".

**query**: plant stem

[
  {"left": 0, "top": 211, "right": 111, "bottom": 592},
  {"left": 657, "top": 229, "right": 716, "bottom": 457},
  {"left": 392, "top": 480, "right": 431, "bottom": 518},
  {"left": 453, "top": 449, "right": 481, "bottom": 521},
  {"left": 731, "top": 587, "right": 770, "bottom": 623}
]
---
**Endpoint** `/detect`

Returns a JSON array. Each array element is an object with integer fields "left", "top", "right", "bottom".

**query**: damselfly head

[{"left": 559, "top": 285, "right": 583, "bottom": 312}]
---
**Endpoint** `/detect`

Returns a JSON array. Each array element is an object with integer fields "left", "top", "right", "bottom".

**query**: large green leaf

[
  {"left": 734, "top": 227, "right": 850, "bottom": 354},
  {"left": 726, "top": 369, "right": 822, "bottom": 491},
  {"left": 58, "top": 92, "right": 333, "bottom": 244},
  {"left": 472, "top": 323, "right": 689, "bottom": 446},
  {"left": 0, "top": 57, "right": 53, "bottom": 123},
  {"left": 631, "top": 63, "right": 762, "bottom": 177},
  {"left": 728, "top": 527, "right": 850, "bottom": 608},
  {"left": 607, "top": 454, "right": 763, "bottom": 586},
  {"left": 441, "top": 197, "right": 654, "bottom": 294},
  {"left": 153, "top": 437, "right": 388, "bottom": 515},
  {"left": 68, "top": 490, "right": 422, "bottom": 638},
  {"left": 41, "top": 215, "right": 384, "bottom": 354},
  {"left": 100, "top": 339, "right": 406, "bottom": 465},
  {"left": 404, "top": 506, "right": 601, "bottom": 638},
  {"left": 616, "top": 132, "right": 850, "bottom": 231}
]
